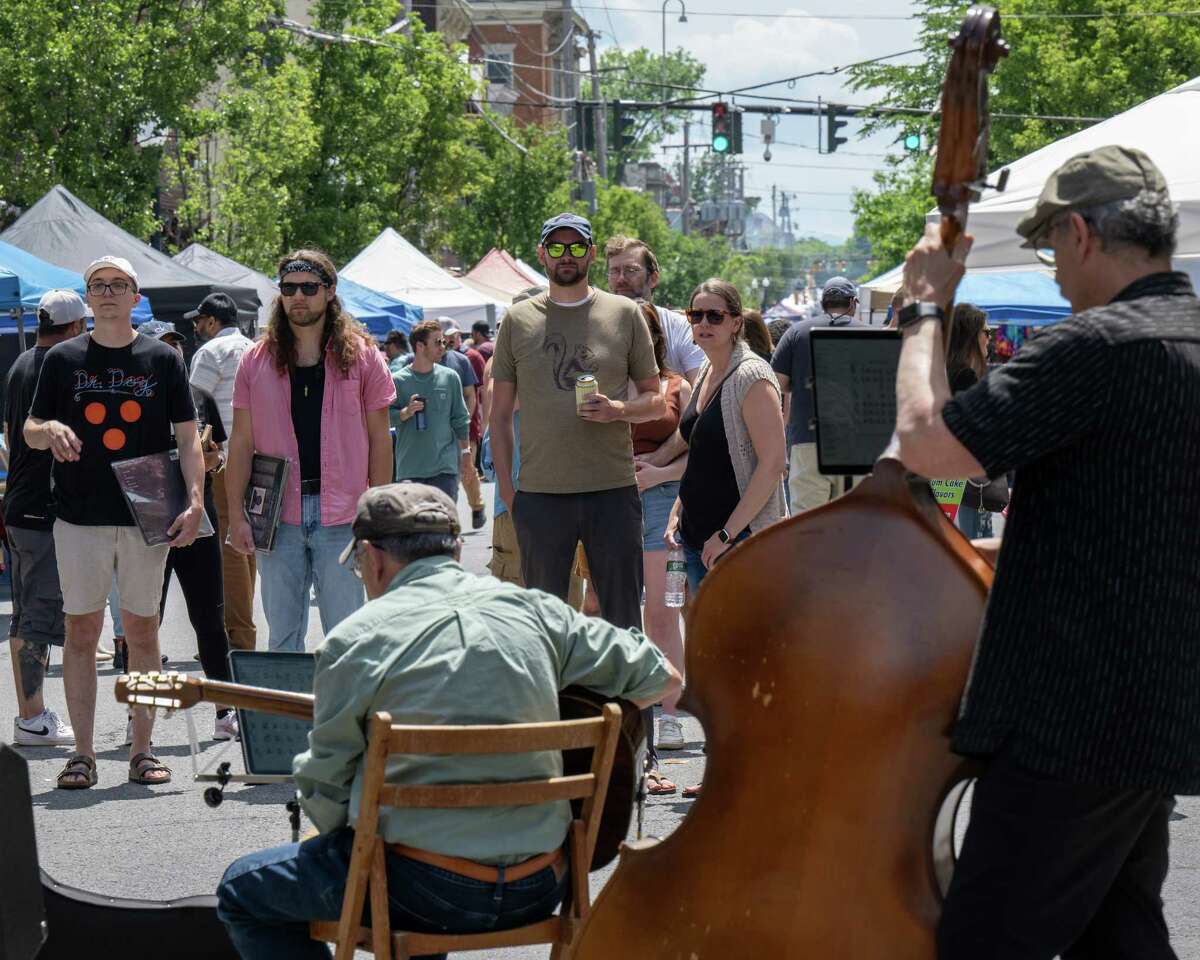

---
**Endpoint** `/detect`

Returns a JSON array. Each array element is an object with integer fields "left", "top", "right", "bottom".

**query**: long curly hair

[{"left": 266, "top": 248, "right": 371, "bottom": 375}]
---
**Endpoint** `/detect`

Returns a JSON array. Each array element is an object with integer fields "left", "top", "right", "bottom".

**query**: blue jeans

[
  {"left": 681, "top": 530, "right": 750, "bottom": 593},
  {"left": 401, "top": 473, "right": 459, "bottom": 504},
  {"left": 257, "top": 495, "right": 364, "bottom": 651},
  {"left": 216, "top": 828, "right": 567, "bottom": 960}
]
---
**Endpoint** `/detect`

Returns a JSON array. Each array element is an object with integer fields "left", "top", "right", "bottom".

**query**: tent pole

[{"left": 12, "top": 309, "right": 25, "bottom": 352}]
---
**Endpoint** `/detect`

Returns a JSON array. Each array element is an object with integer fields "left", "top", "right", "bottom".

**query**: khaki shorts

[
  {"left": 489, "top": 512, "right": 524, "bottom": 586},
  {"left": 52, "top": 520, "right": 170, "bottom": 617}
]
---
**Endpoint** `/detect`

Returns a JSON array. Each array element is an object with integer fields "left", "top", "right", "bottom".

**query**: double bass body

[{"left": 572, "top": 461, "right": 993, "bottom": 957}]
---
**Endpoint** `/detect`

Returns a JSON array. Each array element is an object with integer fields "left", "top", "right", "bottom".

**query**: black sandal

[
  {"left": 56, "top": 754, "right": 97, "bottom": 790},
  {"left": 129, "top": 752, "right": 172, "bottom": 785}
]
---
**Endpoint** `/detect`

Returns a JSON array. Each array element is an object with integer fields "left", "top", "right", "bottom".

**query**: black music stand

[{"left": 809, "top": 327, "right": 902, "bottom": 477}]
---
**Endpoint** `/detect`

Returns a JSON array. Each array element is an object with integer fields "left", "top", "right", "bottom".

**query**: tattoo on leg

[{"left": 18, "top": 641, "right": 50, "bottom": 701}]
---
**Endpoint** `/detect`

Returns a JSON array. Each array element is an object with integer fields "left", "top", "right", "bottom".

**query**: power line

[{"left": 568, "top": 4, "right": 1200, "bottom": 20}]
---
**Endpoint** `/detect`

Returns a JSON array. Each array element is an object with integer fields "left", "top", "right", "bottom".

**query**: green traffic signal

[
  {"left": 713, "top": 134, "right": 730, "bottom": 153},
  {"left": 904, "top": 133, "right": 921, "bottom": 151}
]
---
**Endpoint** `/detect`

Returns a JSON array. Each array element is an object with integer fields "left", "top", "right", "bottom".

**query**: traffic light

[
  {"left": 609, "top": 102, "right": 636, "bottom": 153},
  {"left": 825, "top": 104, "right": 849, "bottom": 154},
  {"left": 903, "top": 131, "right": 921, "bottom": 151},
  {"left": 573, "top": 101, "right": 595, "bottom": 152},
  {"left": 711, "top": 102, "right": 732, "bottom": 153},
  {"left": 731, "top": 109, "right": 743, "bottom": 154}
]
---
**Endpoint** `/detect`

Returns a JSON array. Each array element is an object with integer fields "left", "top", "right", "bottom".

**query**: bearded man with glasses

[
  {"left": 490, "top": 213, "right": 665, "bottom": 635},
  {"left": 893, "top": 145, "right": 1200, "bottom": 958},
  {"left": 225, "top": 249, "right": 395, "bottom": 652}
]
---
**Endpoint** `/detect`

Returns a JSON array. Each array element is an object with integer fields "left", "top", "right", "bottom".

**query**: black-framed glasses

[
  {"left": 280, "top": 281, "right": 327, "bottom": 297},
  {"left": 686, "top": 308, "right": 732, "bottom": 326},
  {"left": 544, "top": 241, "right": 589, "bottom": 259},
  {"left": 87, "top": 280, "right": 132, "bottom": 297}
]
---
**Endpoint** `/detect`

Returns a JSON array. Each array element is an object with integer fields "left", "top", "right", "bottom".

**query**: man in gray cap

[
  {"left": 770, "top": 275, "right": 867, "bottom": 510},
  {"left": 216, "top": 482, "right": 680, "bottom": 956},
  {"left": 490, "top": 212, "right": 664, "bottom": 634},
  {"left": 892, "top": 145, "right": 1200, "bottom": 957},
  {"left": 4, "top": 290, "right": 88, "bottom": 748}
]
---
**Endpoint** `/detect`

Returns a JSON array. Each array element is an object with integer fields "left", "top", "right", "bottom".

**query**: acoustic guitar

[{"left": 115, "top": 672, "right": 645, "bottom": 870}]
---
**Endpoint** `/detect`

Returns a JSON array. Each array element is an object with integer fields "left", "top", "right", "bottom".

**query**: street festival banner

[{"left": 929, "top": 479, "right": 967, "bottom": 521}]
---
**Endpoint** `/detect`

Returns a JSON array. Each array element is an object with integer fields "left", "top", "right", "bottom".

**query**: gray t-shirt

[{"left": 771, "top": 314, "right": 868, "bottom": 445}]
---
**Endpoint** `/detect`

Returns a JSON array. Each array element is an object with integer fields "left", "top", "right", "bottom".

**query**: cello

[{"left": 571, "top": 8, "right": 1007, "bottom": 958}]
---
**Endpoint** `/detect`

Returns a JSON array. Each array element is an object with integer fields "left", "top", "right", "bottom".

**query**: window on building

[{"left": 486, "top": 50, "right": 513, "bottom": 86}]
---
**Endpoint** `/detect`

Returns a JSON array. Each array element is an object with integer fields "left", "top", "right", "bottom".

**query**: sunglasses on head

[
  {"left": 544, "top": 241, "right": 590, "bottom": 259},
  {"left": 686, "top": 308, "right": 732, "bottom": 326},
  {"left": 280, "top": 281, "right": 327, "bottom": 297}
]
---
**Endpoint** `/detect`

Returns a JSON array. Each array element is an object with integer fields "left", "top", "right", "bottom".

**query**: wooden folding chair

[{"left": 310, "top": 702, "right": 624, "bottom": 960}]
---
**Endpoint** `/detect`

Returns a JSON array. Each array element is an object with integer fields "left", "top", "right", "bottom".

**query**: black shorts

[{"left": 7, "top": 526, "right": 66, "bottom": 646}]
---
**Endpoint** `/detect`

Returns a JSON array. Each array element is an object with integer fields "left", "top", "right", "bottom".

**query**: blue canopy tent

[
  {"left": 953, "top": 270, "right": 1071, "bottom": 324},
  {"left": 335, "top": 277, "right": 422, "bottom": 336},
  {"left": 0, "top": 239, "right": 154, "bottom": 331},
  {"left": 0, "top": 266, "right": 19, "bottom": 311}
]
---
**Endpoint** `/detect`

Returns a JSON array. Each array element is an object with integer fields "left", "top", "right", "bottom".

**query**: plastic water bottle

[{"left": 664, "top": 547, "right": 687, "bottom": 608}]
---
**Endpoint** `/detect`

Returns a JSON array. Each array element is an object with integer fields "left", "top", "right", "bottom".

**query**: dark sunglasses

[
  {"left": 544, "top": 241, "right": 590, "bottom": 259},
  {"left": 280, "top": 281, "right": 327, "bottom": 297},
  {"left": 686, "top": 308, "right": 732, "bottom": 326}
]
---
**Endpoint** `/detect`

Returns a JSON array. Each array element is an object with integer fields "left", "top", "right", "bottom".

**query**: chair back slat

[
  {"left": 379, "top": 774, "right": 594, "bottom": 809},
  {"left": 387, "top": 716, "right": 606, "bottom": 755}
]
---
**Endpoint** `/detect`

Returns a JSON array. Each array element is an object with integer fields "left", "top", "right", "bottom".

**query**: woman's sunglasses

[
  {"left": 280, "top": 281, "right": 327, "bottom": 297},
  {"left": 544, "top": 241, "right": 590, "bottom": 259},
  {"left": 686, "top": 308, "right": 732, "bottom": 326}
]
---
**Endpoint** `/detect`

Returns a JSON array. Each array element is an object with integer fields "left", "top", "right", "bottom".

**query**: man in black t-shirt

[
  {"left": 4, "top": 290, "right": 87, "bottom": 748},
  {"left": 25, "top": 255, "right": 205, "bottom": 790},
  {"left": 893, "top": 147, "right": 1200, "bottom": 958}
]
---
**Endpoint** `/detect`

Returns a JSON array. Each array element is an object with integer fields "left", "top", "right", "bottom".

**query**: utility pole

[
  {"left": 586, "top": 31, "right": 607, "bottom": 179},
  {"left": 681, "top": 119, "right": 690, "bottom": 235},
  {"left": 561, "top": 0, "right": 574, "bottom": 129}
]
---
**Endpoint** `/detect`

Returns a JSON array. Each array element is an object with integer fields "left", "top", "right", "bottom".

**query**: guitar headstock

[{"left": 115, "top": 672, "right": 203, "bottom": 711}]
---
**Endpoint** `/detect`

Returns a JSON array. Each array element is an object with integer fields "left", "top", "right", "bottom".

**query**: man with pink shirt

[{"left": 226, "top": 249, "right": 395, "bottom": 651}]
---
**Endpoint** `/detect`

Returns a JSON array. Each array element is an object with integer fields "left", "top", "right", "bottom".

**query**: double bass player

[{"left": 893, "top": 146, "right": 1200, "bottom": 959}]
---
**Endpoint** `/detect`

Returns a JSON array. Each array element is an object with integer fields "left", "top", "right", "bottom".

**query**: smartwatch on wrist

[
  {"left": 897, "top": 301, "right": 945, "bottom": 330},
  {"left": 717, "top": 528, "right": 731, "bottom": 544}
]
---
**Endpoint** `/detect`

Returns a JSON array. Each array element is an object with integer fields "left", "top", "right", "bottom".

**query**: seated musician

[
  {"left": 893, "top": 147, "right": 1200, "bottom": 958},
  {"left": 216, "top": 482, "right": 680, "bottom": 960}
]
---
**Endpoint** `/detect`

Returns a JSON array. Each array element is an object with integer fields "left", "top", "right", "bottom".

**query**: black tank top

[{"left": 678, "top": 378, "right": 741, "bottom": 549}]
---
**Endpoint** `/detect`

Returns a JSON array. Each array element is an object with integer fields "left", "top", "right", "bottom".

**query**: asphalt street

[{"left": 2, "top": 481, "right": 1199, "bottom": 958}]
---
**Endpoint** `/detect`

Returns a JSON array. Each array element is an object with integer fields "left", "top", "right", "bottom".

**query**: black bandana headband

[{"left": 280, "top": 259, "right": 333, "bottom": 285}]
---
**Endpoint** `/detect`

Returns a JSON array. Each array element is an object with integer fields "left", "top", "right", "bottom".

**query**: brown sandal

[
  {"left": 129, "top": 752, "right": 172, "bottom": 785},
  {"left": 645, "top": 769, "right": 677, "bottom": 796},
  {"left": 56, "top": 754, "right": 97, "bottom": 790}
]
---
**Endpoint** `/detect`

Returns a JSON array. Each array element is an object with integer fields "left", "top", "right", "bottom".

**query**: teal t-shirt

[{"left": 391, "top": 364, "right": 470, "bottom": 480}]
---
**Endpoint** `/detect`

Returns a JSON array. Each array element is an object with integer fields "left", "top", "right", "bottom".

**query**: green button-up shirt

[{"left": 293, "top": 555, "right": 671, "bottom": 864}]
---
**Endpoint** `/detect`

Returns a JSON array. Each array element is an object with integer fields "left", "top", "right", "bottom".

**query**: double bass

[{"left": 572, "top": 8, "right": 1007, "bottom": 958}]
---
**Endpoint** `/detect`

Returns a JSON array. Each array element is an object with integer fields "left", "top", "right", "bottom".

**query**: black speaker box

[{"left": 0, "top": 745, "right": 46, "bottom": 960}]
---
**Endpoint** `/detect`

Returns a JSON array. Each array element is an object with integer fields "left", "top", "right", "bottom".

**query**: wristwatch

[
  {"left": 897, "top": 301, "right": 945, "bottom": 329},
  {"left": 716, "top": 528, "right": 732, "bottom": 544}
]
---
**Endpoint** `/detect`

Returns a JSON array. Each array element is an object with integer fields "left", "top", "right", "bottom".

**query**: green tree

[
  {"left": 846, "top": 0, "right": 1200, "bottom": 270},
  {"left": 0, "top": 0, "right": 275, "bottom": 238},
  {"left": 448, "top": 117, "right": 572, "bottom": 268},
  {"left": 850, "top": 156, "right": 932, "bottom": 280},
  {"left": 599, "top": 47, "right": 705, "bottom": 171}
]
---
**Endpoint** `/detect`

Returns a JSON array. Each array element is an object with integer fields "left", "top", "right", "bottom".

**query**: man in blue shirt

[{"left": 770, "top": 276, "right": 867, "bottom": 511}]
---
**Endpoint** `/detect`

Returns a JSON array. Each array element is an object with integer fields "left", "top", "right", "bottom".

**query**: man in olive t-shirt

[{"left": 490, "top": 213, "right": 663, "bottom": 631}]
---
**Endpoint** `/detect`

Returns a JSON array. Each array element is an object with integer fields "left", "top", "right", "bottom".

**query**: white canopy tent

[
  {"left": 342, "top": 228, "right": 505, "bottom": 330},
  {"left": 943, "top": 76, "right": 1200, "bottom": 276}
]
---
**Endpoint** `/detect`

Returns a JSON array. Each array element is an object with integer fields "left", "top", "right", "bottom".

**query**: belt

[
  {"left": 387, "top": 844, "right": 564, "bottom": 883},
  {"left": 299, "top": 479, "right": 321, "bottom": 495}
]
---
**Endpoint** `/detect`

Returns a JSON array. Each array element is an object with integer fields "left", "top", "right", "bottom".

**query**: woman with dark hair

[
  {"left": 741, "top": 309, "right": 774, "bottom": 361},
  {"left": 947, "top": 303, "right": 1006, "bottom": 538},
  {"left": 632, "top": 303, "right": 692, "bottom": 780}
]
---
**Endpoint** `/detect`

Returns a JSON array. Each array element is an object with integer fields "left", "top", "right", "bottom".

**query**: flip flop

[
  {"left": 56, "top": 754, "right": 98, "bottom": 790},
  {"left": 682, "top": 783, "right": 702, "bottom": 799},
  {"left": 645, "top": 769, "right": 677, "bottom": 796},
  {"left": 129, "top": 752, "right": 172, "bottom": 785}
]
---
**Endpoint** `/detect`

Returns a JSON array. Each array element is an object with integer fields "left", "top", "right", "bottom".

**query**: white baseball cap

[
  {"left": 437, "top": 317, "right": 460, "bottom": 336},
  {"left": 84, "top": 256, "right": 139, "bottom": 290},
  {"left": 37, "top": 289, "right": 88, "bottom": 326}
]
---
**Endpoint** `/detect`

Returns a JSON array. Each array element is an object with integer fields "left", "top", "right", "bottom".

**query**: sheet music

[
  {"left": 812, "top": 333, "right": 901, "bottom": 474},
  {"left": 227, "top": 652, "right": 316, "bottom": 776}
]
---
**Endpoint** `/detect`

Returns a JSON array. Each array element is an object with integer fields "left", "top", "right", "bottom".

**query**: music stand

[
  {"left": 809, "top": 327, "right": 902, "bottom": 477},
  {"left": 183, "top": 651, "right": 316, "bottom": 785}
]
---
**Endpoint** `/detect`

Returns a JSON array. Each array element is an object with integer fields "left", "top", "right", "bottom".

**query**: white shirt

[
  {"left": 189, "top": 326, "right": 254, "bottom": 436},
  {"left": 656, "top": 306, "right": 705, "bottom": 380}
]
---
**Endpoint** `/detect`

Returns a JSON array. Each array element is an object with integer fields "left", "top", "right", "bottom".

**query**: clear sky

[{"left": 589, "top": 1, "right": 925, "bottom": 241}]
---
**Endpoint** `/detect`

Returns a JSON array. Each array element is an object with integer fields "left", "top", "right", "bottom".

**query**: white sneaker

[
  {"left": 124, "top": 715, "right": 154, "bottom": 747},
  {"left": 657, "top": 715, "right": 686, "bottom": 750},
  {"left": 14, "top": 709, "right": 75, "bottom": 747},
  {"left": 214, "top": 712, "right": 240, "bottom": 742}
]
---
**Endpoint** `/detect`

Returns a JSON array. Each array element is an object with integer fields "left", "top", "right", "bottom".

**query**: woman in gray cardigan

[{"left": 665, "top": 279, "right": 788, "bottom": 591}]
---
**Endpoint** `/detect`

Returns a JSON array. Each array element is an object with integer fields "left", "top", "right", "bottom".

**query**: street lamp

[{"left": 662, "top": 0, "right": 688, "bottom": 128}]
